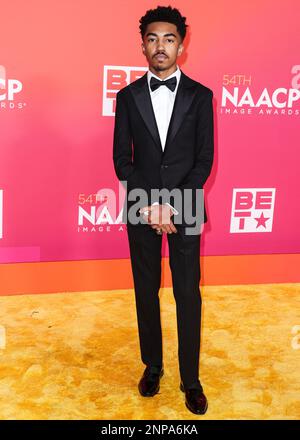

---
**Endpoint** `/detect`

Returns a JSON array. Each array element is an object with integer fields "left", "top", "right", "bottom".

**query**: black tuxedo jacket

[{"left": 113, "top": 69, "right": 214, "bottom": 228}]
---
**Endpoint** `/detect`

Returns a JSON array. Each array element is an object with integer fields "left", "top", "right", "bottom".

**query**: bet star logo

[
  {"left": 102, "top": 65, "right": 148, "bottom": 116},
  {"left": 230, "top": 188, "right": 276, "bottom": 233}
]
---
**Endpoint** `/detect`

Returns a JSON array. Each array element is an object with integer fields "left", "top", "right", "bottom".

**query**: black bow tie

[{"left": 150, "top": 75, "right": 177, "bottom": 92}]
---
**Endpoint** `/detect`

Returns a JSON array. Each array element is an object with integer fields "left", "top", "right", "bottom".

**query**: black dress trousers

[{"left": 126, "top": 223, "right": 202, "bottom": 389}]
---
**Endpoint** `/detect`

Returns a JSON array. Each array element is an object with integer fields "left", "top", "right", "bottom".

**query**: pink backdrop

[{"left": 0, "top": 0, "right": 299, "bottom": 263}]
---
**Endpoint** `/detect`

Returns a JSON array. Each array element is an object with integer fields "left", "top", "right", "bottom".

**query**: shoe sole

[
  {"left": 179, "top": 382, "right": 208, "bottom": 415},
  {"left": 138, "top": 369, "right": 164, "bottom": 397}
]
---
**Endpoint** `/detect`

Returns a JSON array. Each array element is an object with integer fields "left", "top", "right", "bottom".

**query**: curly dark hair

[{"left": 139, "top": 5, "right": 188, "bottom": 42}]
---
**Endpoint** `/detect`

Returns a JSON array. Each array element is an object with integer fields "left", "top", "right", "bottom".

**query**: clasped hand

[{"left": 139, "top": 204, "right": 178, "bottom": 234}]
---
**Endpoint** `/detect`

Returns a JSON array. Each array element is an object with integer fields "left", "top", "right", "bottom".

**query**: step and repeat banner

[{"left": 0, "top": 0, "right": 299, "bottom": 263}]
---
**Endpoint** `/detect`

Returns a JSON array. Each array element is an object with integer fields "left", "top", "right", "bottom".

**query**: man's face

[{"left": 141, "top": 21, "right": 184, "bottom": 72}]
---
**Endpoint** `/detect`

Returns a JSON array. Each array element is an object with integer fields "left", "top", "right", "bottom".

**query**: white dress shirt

[
  {"left": 146, "top": 65, "right": 181, "bottom": 216},
  {"left": 147, "top": 65, "right": 181, "bottom": 151}
]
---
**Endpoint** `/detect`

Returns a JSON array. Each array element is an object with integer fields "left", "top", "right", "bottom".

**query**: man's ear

[{"left": 178, "top": 44, "right": 184, "bottom": 56}]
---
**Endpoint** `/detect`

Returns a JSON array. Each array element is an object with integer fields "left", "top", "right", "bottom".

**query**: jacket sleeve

[
  {"left": 177, "top": 89, "right": 214, "bottom": 191},
  {"left": 113, "top": 90, "right": 137, "bottom": 185}
]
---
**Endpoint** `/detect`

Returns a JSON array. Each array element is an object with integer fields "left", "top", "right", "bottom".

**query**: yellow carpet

[{"left": 0, "top": 283, "right": 299, "bottom": 420}]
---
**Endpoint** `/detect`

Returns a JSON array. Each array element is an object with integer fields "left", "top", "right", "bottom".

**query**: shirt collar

[{"left": 147, "top": 64, "right": 181, "bottom": 93}]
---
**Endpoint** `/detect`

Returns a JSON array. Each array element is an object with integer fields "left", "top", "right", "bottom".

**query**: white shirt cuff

[{"left": 151, "top": 202, "right": 179, "bottom": 216}]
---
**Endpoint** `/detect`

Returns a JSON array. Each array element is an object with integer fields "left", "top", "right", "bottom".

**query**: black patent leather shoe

[
  {"left": 138, "top": 365, "right": 164, "bottom": 397},
  {"left": 180, "top": 381, "right": 208, "bottom": 414}
]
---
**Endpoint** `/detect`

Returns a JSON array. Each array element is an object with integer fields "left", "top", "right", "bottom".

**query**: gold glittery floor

[{"left": 0, "top": 283, "right": 299, "bottom": 420}]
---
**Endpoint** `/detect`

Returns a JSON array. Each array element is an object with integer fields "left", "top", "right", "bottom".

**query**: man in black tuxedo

[{"left": 113, "top": 5, "right": 214, "bottom": 415}]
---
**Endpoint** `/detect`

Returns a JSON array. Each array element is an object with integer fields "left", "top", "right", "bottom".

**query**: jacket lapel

[{"left": 129, "top": 69, "right": 198, "bottom": 155}]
